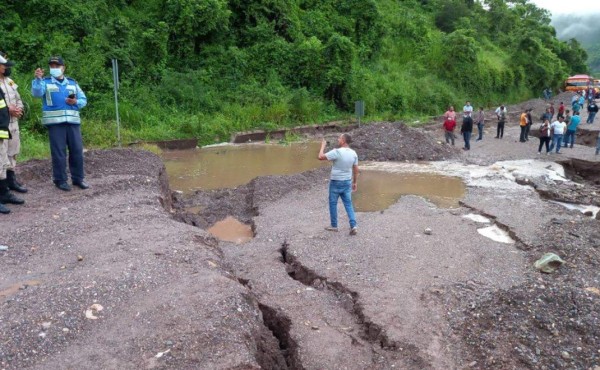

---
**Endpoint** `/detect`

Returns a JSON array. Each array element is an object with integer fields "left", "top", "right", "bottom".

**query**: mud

[
  {"left": 2, "top": 99, "right": 600, "bottom": 369},
  {"left": 207, "top": 216, "right": 254, "bottom": 244},
  {"left": 348, "top": 122, "right": 459, "bottom": 162},
  {"left": 0, "top": 150, "right": 283, "bottom": 369}
]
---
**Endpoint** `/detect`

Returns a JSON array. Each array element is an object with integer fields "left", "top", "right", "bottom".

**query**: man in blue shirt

[
  {"left": 563, "top": 112, "right": 581, "bottom": 149},
  {"left": 31, "top": 56, "right": 89, "bottom": 191},
  {"left": 318, "top": 134, "right": 358, "bottom": 235}
]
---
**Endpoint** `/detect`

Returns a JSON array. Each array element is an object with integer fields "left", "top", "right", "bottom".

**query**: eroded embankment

[
  {"left": 173, "top": 166, "right": 329, "bottom": 229},
  {"left": 0, "top": 149, "right": 292, "bottom": 369},
  {"left": 169, "top": 145, "right": 600, "bottom": 369}
]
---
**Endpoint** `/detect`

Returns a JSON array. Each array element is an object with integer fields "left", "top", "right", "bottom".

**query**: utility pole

[{"left": 111, "top": 58, "right": 121, "bottom": 147}]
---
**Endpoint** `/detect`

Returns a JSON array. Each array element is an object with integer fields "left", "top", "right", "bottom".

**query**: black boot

[
  {"left": 7, "top": 170, "right": 28, "bottom": 193},
  {"left": 0, "top": 179, "right": 25, "bottom": 205},
  {"left": 0, "top": 203, "right": 9, "bottom": 214}
]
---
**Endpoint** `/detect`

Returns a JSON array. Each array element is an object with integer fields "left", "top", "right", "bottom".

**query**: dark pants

[
  {"left": 444, "top": 131, "right": 455, "bottom": 145},
  {"left": 525, "top": 124, "right": 531, "bottom": 140},
  {"left": 48, "top": 123, "right": 85, "bottom": 184},
  {"left": 563, "top": 130, "right": 576, "bottom": 148},
  {"left": 463, "top": 131, "right": 472, "bottom": 150},
  {"left": 496, "top": 122, "right": 505, "bottom": 138},
  {"left": 538, "top": 137, "right": 550, "bottom": 153},
  {"left": 476, "top": 123, "right": 483, "bottom": 140},
  {"left": 519, "top": 126, "right": 527, "bottom": 142}
]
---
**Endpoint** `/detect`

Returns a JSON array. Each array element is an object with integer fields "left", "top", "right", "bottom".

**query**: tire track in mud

[{"left": 279, "top": 241, "right": 432, "bottom": 369}]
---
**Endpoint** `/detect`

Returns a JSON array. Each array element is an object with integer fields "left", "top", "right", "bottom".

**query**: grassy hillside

[{"left": 1, "top": 0, "right": 588, "bottom": 160}]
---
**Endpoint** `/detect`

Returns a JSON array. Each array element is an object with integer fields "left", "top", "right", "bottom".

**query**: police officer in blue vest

[{"left": 31, "top": 56, "right": 89, "bottom": 191}]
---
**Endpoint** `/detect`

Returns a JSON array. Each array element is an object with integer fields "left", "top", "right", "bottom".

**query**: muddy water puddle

[
  {"left": 163, "top": 142, "right": 328, "bottom": 191},
  {"left": 207, "top": 216, "right": 254, "bottom": 244},
  {"left": 165, "top": 144, "right": 466, "bottom": 241},
  {"left": 354, "top": 171, "right": 466, "bottom": 211}
]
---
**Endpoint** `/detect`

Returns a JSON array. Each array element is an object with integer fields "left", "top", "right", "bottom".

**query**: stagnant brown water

[
  {"left": 164, "top": 143, "right": 465, "bottom": 242},
  {"left": 207, "top": 216, "right": 254, "bottom": 244},
  {"left": 163, "top": 142, "right": 328, "bottom": 191},
  {"left": 354, "top": 171, "right": 465, "bottom": 211}
]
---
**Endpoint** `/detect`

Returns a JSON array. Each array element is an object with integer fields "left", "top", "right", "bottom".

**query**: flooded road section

[
  {"left": 163, "top": 143, "right": 466, "bottom": 210},
  {"left": 163, "top": 142, "right": 328, "bottom": 191},
  {"left": 164, "top": 143, "right": 467, "bottom": 243},
  {"left": 354, "top": 171, "right": 465, "bottom": 211}
]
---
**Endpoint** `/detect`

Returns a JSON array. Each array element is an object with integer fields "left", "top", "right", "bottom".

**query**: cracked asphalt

[{"left": 1, "top": 90, "right": 599, "bottom": 369}]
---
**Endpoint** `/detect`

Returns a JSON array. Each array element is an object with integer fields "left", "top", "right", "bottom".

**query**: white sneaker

[
  {"left": 325, "top": 226, "right": 338, "bottom": 232},
  {"left": 350, "top": 227, "right": 358, "bottom": 236}
]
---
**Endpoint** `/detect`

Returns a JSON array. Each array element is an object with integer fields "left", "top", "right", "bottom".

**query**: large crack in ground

[
  {"left": 458, "top": 201, "right": 531, "bottom": 250},
  {"left": 192, "top": 225, "right": 297, "bottom": 368},
  {"left": 279, "top": 241, "right": 431, "bottom": 368},
  {"left": 258, "top": 303, "right": 304, "bottom": 369},
  {"left": 170, "top": 153, "right": 600, "bottom": 368}
]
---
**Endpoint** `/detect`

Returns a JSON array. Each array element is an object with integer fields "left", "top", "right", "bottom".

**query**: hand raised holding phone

[
  {"left": 34, "top": 68, "right": 44, "bottom": 79},
  {"left": 66, "top": 93, "right": 77, "bottom": 105}
]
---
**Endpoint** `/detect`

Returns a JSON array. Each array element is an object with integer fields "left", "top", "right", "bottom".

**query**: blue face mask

[{"left": 50, "top": 68, "right": 63, "bottom": 78}]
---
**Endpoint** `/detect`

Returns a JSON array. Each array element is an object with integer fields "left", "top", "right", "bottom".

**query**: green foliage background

[{"left": 1, "top": 0, "right": 588, "bottom": 160}]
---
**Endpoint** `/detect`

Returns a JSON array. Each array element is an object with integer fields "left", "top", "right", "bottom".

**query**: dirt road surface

[{"left": 1, "top": 92, "right": 600, "bottom": 369}]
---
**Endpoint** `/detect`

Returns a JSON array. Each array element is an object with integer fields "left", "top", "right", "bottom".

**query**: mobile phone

[{"left": 68, "top": 93, "right": 75, "bottom": 99}]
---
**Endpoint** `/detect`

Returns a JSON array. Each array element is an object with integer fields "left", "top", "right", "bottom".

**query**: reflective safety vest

[
  {"left": 31, "top": 76, "right": 87, "bottom": 126},
  {"left": 0, "top": 89, "right": 10, "bottom": 137}
]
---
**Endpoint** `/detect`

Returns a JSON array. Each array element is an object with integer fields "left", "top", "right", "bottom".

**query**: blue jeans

[
  {"left": 463, "top": 131, "right": 471, "bottom": 149},
  {"left": 328, "top": 179, "right": 357, "bottom": 229},
  {"left": 587, "top": 112, "right": 597, "bottom": 124},
  {"left": 550, "top": 134, "right": 563, "bottom": 153},
  {"left": 476, "top": 123, "right": 483, "bottom": 140},
  {"left": 563, "top": 130, "right": 575, "bottom": 148}
]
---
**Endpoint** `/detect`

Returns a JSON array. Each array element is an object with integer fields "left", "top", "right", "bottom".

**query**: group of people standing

[
  {"left": 442, "top": 102, "right": 485, "bottom": 151},
  {"left": 442, "top": 102, "right": 505, "bottom": 150},
  {"left": 0, "top": 53, "right": 89, "bottom": 215},
  {"left": 442, "top": 92, "right": 599, "bottom": 156}
]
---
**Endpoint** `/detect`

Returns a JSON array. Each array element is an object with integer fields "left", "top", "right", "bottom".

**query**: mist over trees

[{"left": 552, "top": 13, "right": 600, "bottom": 73}]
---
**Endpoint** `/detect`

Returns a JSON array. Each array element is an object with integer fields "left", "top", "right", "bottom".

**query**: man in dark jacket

[
  {"left": 587, "top": 100, "right": 598, "bottom": 124},
  {"left": 461, "top": 113, "right": 473, "bottom": 150}
]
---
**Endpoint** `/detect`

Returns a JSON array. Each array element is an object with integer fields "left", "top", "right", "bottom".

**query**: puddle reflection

[
  {"left": 163, "top": 142, "right": 328, "bottom": 192},
  {"left": 354, "top": 171, "right": 466, "bottom": 211}
]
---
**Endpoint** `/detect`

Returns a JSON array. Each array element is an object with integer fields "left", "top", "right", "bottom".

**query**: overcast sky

[
  {"left": 528, "top": 0, "right": 600, "bottom": 16},
  {"left": 527, "top": 0, "right": 600, "bottom": 42}
]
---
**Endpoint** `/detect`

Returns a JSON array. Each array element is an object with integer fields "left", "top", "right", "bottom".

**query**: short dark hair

[{"left": 342, "top": 133, "right": 352, "bottom": 144}]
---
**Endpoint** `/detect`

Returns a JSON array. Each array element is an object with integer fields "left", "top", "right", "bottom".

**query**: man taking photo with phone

[{"left": 31, "top": 56, "right": 88, "bottom": 191}]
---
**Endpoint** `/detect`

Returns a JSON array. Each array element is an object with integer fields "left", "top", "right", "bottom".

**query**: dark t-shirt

[
  {"left": 0, "top": 89, "right": 11, "bottom": 130},
  {"left": 461, "top": 116, "right": 473, "bottom": 132}
]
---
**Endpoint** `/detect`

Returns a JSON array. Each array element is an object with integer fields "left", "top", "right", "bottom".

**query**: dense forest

[
  {"left": 1, "top": 0, "right": 589, "bottom": 159},
  {"left": 553, "top": 13, "right": 600, "bottom": 75}
]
